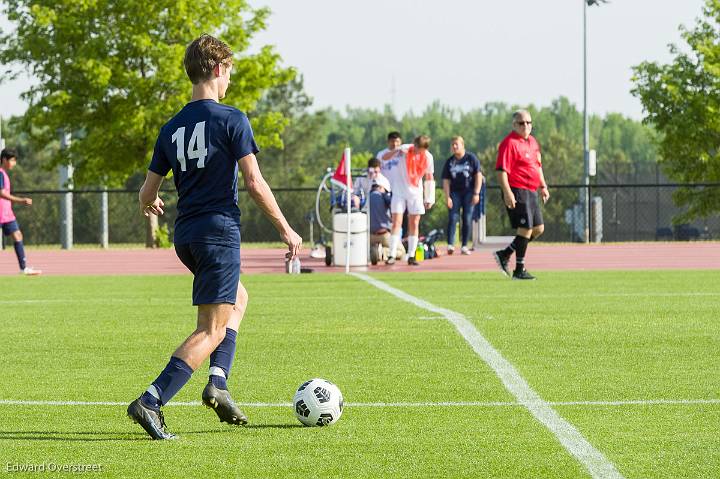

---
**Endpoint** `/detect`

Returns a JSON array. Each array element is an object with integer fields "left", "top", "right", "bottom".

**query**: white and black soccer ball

[{"left": 293, "top": 378, "right": 343, "bottom": 427}]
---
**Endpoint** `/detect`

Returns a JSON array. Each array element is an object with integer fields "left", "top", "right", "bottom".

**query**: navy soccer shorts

[
  {"left": 1, "top": 220, "right": 20, "bottom": 236},
  {"left": 175, "top": 243, "right": 241, "bottom": 305},
  {"left": 506, "top": 187, "right": 543, "bottom": 229}
]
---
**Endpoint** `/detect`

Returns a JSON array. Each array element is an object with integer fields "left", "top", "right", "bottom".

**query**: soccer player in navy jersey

[{"left": 127, "top": 34, "right": 302, "bottom": 440}]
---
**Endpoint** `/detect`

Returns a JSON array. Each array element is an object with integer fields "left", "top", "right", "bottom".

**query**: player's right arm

[
  {"left": 139, "top": 134, "right": 169, "bottom": 217},
  {"left": 380, "top": 149, "right": 395, "bottom": 161},
  {"left": 442, "top": 179, "right": 452, "bottom": 209},
  {"left": 496, "top": 171, "right": 515, "bottom": 209},
  {"left": 380, "top": 147, "right": 405, "bottom": 161},
  {"left": 495, "top": 138, "right": 516, "bottom": 209},
  {"left": 238, "top": 153, "right": 302, "bottom": 259},
  {"left": 441, "top": 158, "right": 452, "bottom": 208}
]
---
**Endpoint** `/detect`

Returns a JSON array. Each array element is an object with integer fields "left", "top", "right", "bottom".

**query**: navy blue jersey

[
  {"left": 441, "top": 153, "right": 481, "bottom": 192},
  {"left": 149, "top": 99, "right": 259, "bottom": 246}
]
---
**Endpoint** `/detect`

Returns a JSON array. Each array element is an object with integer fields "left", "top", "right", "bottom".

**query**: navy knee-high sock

[
  {"left": 14, "top": 241, "right": 26, "bottom": 270},
  {"left": 141, "top": 356, "right": 194, "bottom": 410},
  {"left": 209, "top": 328, "right": 237, "bottom": 390}
]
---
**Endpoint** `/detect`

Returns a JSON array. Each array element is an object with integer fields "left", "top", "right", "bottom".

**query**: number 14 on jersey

[{"left": 171, "top": 121, "right": 208, "bottom": 171}]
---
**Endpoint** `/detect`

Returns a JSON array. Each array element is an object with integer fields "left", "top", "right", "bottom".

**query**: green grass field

[{"left": 0, "top": 270, "right": 718, "bottom": 478}]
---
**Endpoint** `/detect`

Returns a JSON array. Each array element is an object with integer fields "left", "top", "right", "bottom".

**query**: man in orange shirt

[{"left": 380, "top": 135, "right": 435, "bottom": 266}]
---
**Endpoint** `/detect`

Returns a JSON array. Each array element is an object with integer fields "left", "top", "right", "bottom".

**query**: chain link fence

[{"left": 3, "top": 183, "right": 719, "bottom": 248}]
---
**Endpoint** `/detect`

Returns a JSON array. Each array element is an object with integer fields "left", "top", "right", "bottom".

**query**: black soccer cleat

[
  {"left": 202, "top": 382, "right": 248, "bottom": 426},
  {"left": 407, "top": 257, "right": 420, "bottom": 266},
  {"left": 127, "top": 398, "right": 177, "bottom": 440},
  {"left": 493, "top": 250, "right": 511, "bottom": 277},
  {"left": 512, "top": 269, "right": 536, "bottom": 281}
]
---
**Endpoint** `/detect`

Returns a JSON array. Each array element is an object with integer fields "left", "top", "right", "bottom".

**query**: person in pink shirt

[{"left": 1, "top": 148, "right": 41, "bottom": 275}]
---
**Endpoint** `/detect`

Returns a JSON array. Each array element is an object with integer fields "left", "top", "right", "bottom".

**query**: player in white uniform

[
  {"left": 379, "top": 133, "right": 435, "bottom": 265},
  {"left": 377, "top": 132, "right": 404, "bottom": 203}
]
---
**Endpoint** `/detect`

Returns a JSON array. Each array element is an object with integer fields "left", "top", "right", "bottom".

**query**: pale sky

[{"left": 0, "top": 0, "right": 707, "bottom": 119}]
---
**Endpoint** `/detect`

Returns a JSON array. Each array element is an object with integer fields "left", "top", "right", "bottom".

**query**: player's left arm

[
  {"left": 538, "top": 157, "right": 550, "bottom": 203},
  {"left": 138, "top": 171, "right": 165, "bottom": 217},
  {"left": 472, "top": 171, "right": 483, "bottom": 205},
  {"left": 423, "top": 153, "right": 435, "bottom": 209},
  {"left": 239, "top": 153, "right": 302, "bottom": 259},
  {"left": 0, "top": 188, "right": 32, "bottom": 205},
  {"left": 0, "top": 174, "right": 31, "bottom": 205}
]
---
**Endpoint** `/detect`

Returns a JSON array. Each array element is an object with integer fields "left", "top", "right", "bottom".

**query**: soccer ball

[{"left": 293, "top": 378, "right": 343, "bottom": 427}]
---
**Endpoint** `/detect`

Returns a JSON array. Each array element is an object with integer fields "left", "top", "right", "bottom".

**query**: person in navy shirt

[
  {"left": 441, "top": 136, "right": 483, "bottom": 255},
  {"left": 128, "top": 34, "right": 302, "bottom": 440}
]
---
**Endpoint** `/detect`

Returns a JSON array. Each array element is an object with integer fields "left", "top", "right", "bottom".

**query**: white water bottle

[{"left": 286, "top": 256, "right": 301, "bottom": 274}]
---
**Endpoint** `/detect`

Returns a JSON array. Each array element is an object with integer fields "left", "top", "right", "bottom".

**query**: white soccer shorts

[{"left": 391, "top": 192, "right": 425, "bottom": 215}]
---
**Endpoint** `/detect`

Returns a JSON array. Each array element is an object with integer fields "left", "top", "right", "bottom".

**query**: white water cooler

[{"left": 332, "top": 212, "right": 368, "bottom": 266}]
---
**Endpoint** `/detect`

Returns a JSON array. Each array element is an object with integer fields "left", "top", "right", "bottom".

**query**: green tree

[
  {"left": 254, "top": 75, "right": 336, "bottom": 186},
  {"left": 596, "top": 113, "right": 657, "bottom": 183},
  {"left": 0, "top": 0, "right": 293, "bottom": 244},
  {"left": 632, "top": 0, "right": 720, "bottom": 221}
]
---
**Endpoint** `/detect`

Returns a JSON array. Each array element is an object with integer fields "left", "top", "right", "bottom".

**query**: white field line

[
  {"left": 351, "top": 273, "right": 624, "bottom": 479},
  {"left": 0, "top": 399, "right": 718, "bottom": 408}
]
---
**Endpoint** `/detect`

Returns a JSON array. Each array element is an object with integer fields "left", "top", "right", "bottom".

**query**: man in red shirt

[{"left": 493, "top": 110, "right": 550, "bottom": 280}]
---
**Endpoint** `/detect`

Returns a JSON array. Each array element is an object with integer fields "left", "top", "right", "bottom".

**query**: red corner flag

[{"left": 331, "top": 151, "right": 351, "bottom": 189}]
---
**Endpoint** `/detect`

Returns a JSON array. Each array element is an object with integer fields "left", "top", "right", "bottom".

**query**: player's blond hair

[
  {"left": 414, "top": 135, "right": 431, "bottom": 149},
  {"left": 184, "top": 34, "right": 233, "bottom": 84},
  {"left": 451, "top": 136, "right": 465, "bottom": 146}
]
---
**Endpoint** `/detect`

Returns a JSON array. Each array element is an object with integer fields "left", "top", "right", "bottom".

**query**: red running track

[{"left": 1, "top": 242, "right": 718, "bottom": 276}]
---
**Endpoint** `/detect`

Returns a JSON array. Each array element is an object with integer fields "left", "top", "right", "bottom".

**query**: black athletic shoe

[
  {"left": 407, "top": 257, "right": 420, "bottom": 266},
  {"left": 202, "top": 383, "right": 248, "bottom": 426},
  {"left": 127, "top": 398, "right": 176, "bottom": 440},
  {"left": 493, "top": 251, "right": 510, "bottom": 277},
  {"left": 385, "top": 256, "right": 396, "bottom": 265},
  {"left": 512, "top": 269, "right": 536, "bottom": 280}
]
